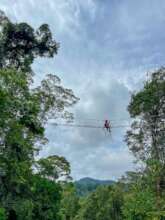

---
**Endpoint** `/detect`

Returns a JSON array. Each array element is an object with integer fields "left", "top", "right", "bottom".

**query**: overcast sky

[{"left": 1, "top": 0, "right": 165, "bottom": 180}]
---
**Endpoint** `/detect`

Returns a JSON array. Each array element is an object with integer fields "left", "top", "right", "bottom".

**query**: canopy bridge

[{"left": 49, "top": 115, "right": 165, "bottom": 131}]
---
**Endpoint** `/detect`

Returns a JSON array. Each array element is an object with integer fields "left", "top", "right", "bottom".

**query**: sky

[{"left": 1, "top": 0, "right": 165, "bottom": 180}]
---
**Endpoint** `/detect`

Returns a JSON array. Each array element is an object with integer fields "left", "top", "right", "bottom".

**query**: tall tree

[
  {"left": 0, "top": 11, "right": 78, "bottom": 219},
  {"left": 126, "top": 68, "right": 165, "bottom": 207},
  {"left": 0, "top": 10, "right": 59, "bottom": 74}
]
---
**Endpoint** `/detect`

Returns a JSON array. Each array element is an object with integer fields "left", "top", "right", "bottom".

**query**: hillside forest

[{"left": 0, "top": 11, "right": 165, "bottom": 220}]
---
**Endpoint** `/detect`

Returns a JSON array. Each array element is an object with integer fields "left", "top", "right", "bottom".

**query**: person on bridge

[{"left": 104, "top": 120, "right": 111, "bottom": 132}]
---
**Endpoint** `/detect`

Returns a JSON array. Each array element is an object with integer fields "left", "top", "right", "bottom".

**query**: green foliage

[
  {"left": 0, "top": 207, "right": 6, "bottom": 220},
  {"left": 0, "top": 69, "right": 37, "bottom": 217},
  {"left": 123, "top": 186, "right": 156, "bottom": 219},
  {"left": 126, "top": 68, "right": 165, "bottom": 163},
  {"left": 13, "top": 200, "right": 34, "bottom": 220},
  {"left": 122, "top": 176, "right": 165, "bottom": 220},
  {"left": 32, "top": 175, "right": 61, "bottom": 220},
  {"left": 0, "top": 69, "right": 77, "bottom": 217},
  {"left": 75, "top": 185, "right": 124, "bottom": 220},
  {"left": 0, "top": 10, "right": 59, "bottom": 73},
  {"left": 36, "top": 155, "right": 71, "bottom": 181},
  {"left": 128, "top": 69, "right": 165, "bottom": 117},
  {"left": 59, "top": 183, "right": 80, "bottom": 220}
]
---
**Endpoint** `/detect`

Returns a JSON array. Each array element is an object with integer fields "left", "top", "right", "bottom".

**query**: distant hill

[{"left": 74, "top": 177, "right": 115, "bottom": 196}]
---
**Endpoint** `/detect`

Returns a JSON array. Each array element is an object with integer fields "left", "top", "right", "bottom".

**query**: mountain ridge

[{"left": 74, "top": 177, "right": 115, "bottom": 196}]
